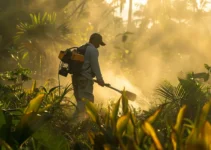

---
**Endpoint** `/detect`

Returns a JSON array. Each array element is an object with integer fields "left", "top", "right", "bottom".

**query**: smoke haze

[{"left": 2, "top": 0, "right": 211, "bottom": 111}]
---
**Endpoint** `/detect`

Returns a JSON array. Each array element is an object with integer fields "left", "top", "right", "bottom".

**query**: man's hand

[{"left": 97, "top": 79, "right": 105, "bottom": 87}]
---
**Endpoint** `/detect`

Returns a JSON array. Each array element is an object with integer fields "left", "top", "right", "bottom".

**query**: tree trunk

[{"left": 127, "top": 0, "right": 133, "bottom": 31}]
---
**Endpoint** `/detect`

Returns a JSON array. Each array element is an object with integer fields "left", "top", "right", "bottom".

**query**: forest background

[{"left": 1, "top": 0, "right": 211, "bottom": 149}]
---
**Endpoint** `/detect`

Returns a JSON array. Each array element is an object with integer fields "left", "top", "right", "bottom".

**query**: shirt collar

[{"left": 88, "top": 43, "right": 96, "bottom": 48}]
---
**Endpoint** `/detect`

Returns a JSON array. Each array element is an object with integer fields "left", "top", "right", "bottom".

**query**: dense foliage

[{"left": 1, "top": 0, "right": 211, "bottom": 150}]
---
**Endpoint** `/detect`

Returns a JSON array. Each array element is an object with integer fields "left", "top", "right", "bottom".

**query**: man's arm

[{"left": 90, "top": 48, "right": 103, "bottom": 81}]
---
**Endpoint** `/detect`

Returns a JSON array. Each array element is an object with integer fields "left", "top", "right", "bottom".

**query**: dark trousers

[{"left": 72, "top": 75, "right": 94, "bottom": 113}]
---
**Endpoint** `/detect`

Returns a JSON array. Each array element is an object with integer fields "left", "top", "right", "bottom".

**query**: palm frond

[
  {"left": 156, "top": 81, "right": 178, "bottom": 102},
  {"left": 14, "top": 12, "right": 70, "bottom": 44}
]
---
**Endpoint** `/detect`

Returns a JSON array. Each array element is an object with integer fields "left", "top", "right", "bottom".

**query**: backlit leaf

[
  {"left": 85, "top": 99, "right": 100, "bottom": 125},
  {"left": 111, "top": 98, "right": 120, "bottom": 124},
  {"left": 31, "top": 80, "right": 36, "bottom": 93},
  {"left": 0, "top": 139, "right": 13, "bottom": 150},
  {"left": 146, "top": 107, "right": 162, "bottom": 124},
  {"left": 116, "top": 113, "right": 130, "bottom": 136},
  {"left": 201, "top": 121, "right": 211, "bottom": 148},
  {"left": 105, "top": 106, "right": 110, "bottom": 128},
  {"left": 22, "top": 52, "right": 28, "bottom": 60},
  {"left": 200, "top": 100, "right": 211, "bottom": 125},
  {"left": 174, "top": 105, "right": 186, "bottom": 132},
  {"left": 122, "top": 90, "right": 128, "bottom": 115},
  {"left": 142, "top": 121, "right": 163, "bottom": 150},
  {"left": 24, "top": 94, "right": 45, "bottom": 114}
]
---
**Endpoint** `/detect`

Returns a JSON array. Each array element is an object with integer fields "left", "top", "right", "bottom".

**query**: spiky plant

[
  {"left": 14, "top": 12, "right": 70, "bottom": 44},
  {"left": 13, "top": 12, "right": 71, "bottom": 77}
]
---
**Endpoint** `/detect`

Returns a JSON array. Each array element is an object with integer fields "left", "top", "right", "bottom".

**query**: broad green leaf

[
  {"left": 48, "top": 14, "right": 52, "bottom": 22},
  {"left": 37, "top": 13, "right": 41, "bottom": 24},
  {"left": 201, "top": 121, "right": 211, "bottom": 148},
  {"left": 122, "top": 90, "right": 128, "bottom": 115},
  {"left": 56, "top": 84, "right": 72, "bottom": 104},
  {"left": 149, "top": 143, "right": 157, "bottom": 150},
  {"left": 24, "top": 94, "right": 45, "bottom": 114},
  {"left": 30, "top": 14, "right": 34, "bottom": 24},
  {"left": 31, "top": 80, "right": 36, "bottom": 93},
  {"left": 104, "top": 144, "right": 112, "bottom": 150},
  {"left": 40, "top": 86, "right": 47, "bottom": 93},
  {"left": 174, "top": 105, "right": 186, "bottom": 132},
  {"left": 47, "top": 86, "right": 59, "bottom": 97},
  {"left": 142, "top": 121, "right": 163, "bottom": 150},
  {"left": 22, "top": 52, "right": 28, "bottom": 60},
  {"left": 85, "top": 99, "right": 100, "bottom": 125},
  {"left": 14, "top": 112, "right": 52, "bottom": 146},
  {"left": 125, "top": 135, "right": 141, "bottom": 150},
  {"left": 185, "top": 99, "right": 211, "bottom": 144},
  {"left": 88, "top": 131, "right": 95, "bottom": 145},
  {"left": 136, "top": 126, "right": 144, "bottom": 145},
  {"left": 171, "top": 132, "right": 177, "bottom": 150},
  {"left": 0, "top": 139, "right": 13, "bottom": 150},
  {"left": 33, "top": 15, "right": 38, "bottom": 24},
  {"left": 105, "top": 106, "right": 110, "bottom": 128},
  {"left": 126, "top": 119, "right": 134, "bottom": 136},
  {"left": 38, "top": 104, "right": 52, "bottom": 113},
  {"left": 52, "top": 12, "right": 57, "bottom": 22},
  {"left": 42, "top": 12, "right": 48, "bottom": 23},
  {"left": 198, "top": 100, "right": 211, "bottom": 129},
  {"left": 111, "top": 98, "right": 120, "bottom": 124},
  {"left": 204, "top": 64, "right": 211, "bottom": 71},
  {"left": 146, "top": 107, "right": 162, "bottom": 124},
  {"left": 116, "top": 113, "right": 130, "bottom": 136},
  {"left": 171, "top": 106, "right": 186, "bottom": 150},
  {"left": 130, "top": 112, "right": 136, "bottom": 128}
]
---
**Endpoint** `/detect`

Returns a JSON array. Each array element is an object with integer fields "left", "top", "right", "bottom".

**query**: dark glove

[{"left": 97, "top": 79, "right": 105, "bottom": 87}]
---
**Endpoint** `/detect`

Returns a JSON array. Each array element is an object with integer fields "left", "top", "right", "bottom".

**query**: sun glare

[
  {"left": 105, "top": 0, "right": 147, "bottom": 5},
  {"left": 105, "top": 0, "right": 147, "bottom": 20}
]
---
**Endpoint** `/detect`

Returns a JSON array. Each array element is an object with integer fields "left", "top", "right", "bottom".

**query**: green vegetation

[
  {"left": 1, "top": 65, "right": 211, "bottom": 149},
  {"left": 1, "top": 0, "right": 211, "bottom": 150}
]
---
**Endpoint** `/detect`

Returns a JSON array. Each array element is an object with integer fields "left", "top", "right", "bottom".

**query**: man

[{"left": 72, "top": 33, "right": 106, "bottom": 115}]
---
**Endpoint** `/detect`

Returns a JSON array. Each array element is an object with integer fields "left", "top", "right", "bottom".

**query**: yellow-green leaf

[
  {"left": 200, "top": 121, "right": 211, "bottom": 148},
  {"left": 38, "top": 104, "right": 52, "bottom": 113},
  {"left": 142, "top": 121, "right": 163, "bottom": 150},
  {"left": 34, "top": 15, "right": 38, "bottom": 24},
  {"left": 30, "top": 14, "right": 34, "bottom": 24},
  {"left": 174, "top": 105, "right": 186, "bottom": 132},
  {"left": 122, "top": 90, "right": 128, "bottom": 115},
  {"left": 171, "top": 132, "right": 177, "bottom": 150},
  {"left": 0, "top": 139, "right": 13, "bottom": 150},
  {"left": 24, "top": 94, "right": 45, "bottom": 114},
  {"left": 104, "top": 144, "right": 112, "bottom": 150},
  {"left": 146, "top": 107, "right": 162, "bottom": 124},
  {"left": 37, "top": 13, "right": 41, "bottom": 24},
  {"left": 88, "top": 131, "right": 95, "bottom": 145},
  {"left": 31, "top": 80, "right": 36, "bottom": 93},
  {"left": 105, "top": 106, "right": 110, "bottom": 127},
  {"left": 111, "top": 98, "right": 120, "bottom": 124},
  {"left": 126, "top": 119, "right": 134, "bottom": 136},
  {"left": 85, "top": 99, "right": 99, "bottom": 124},
  {"left": 42, "top": 12, "right": 48, "bottom": 23},
  {"left": 116, "top": 113, "right": 130, "bottom": 136},
  {"left": 136, "top": 126, "right": 144, "bottom": 145},
  {"left": 198, "top": 100, "right": 211, "bottom": 129}
]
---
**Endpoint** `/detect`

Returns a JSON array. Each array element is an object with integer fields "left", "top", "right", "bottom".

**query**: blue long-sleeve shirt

[{"left": 80, "top": 43, "right": 103, "bottom": 80}]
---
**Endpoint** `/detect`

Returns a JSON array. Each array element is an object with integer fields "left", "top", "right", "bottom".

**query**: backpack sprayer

[
  {"left": 58, "top": 47, "right": 85, "bottom": 77},
  {"left": 58, "top": 45, "right": 137, "bottom": 101}
]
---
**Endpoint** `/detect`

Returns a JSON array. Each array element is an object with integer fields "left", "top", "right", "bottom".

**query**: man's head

[{"left": 89, "top": 33, "right": 106, "bottom": 48}]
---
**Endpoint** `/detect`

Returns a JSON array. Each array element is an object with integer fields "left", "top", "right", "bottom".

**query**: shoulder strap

[{"left": 77, "top": 43, "right": 89, "bottom": 55}]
